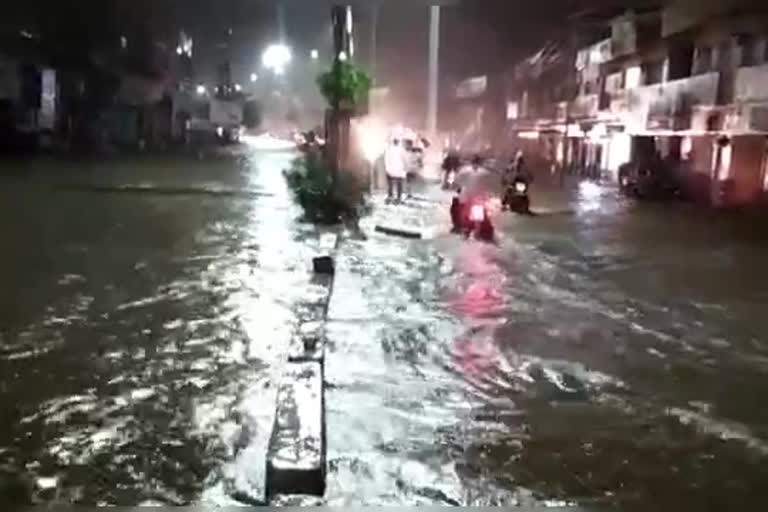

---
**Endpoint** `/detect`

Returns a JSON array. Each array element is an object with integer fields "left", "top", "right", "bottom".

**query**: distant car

[{"left": 618, "top": 160, "right": 683, "bottom": 200}]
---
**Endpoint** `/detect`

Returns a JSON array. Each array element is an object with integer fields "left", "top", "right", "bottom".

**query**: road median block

[
  {"left": 266, "top": 361, "right": 325, "bottom": 498},
  {"left": 287, "top": 321, "right": 325, "bottom": 364},
  {"left": 312, "top": 256, "right": 335, "bottom": 275},
  {"left": 374, "top": 225, "right": 423, "bottom": 239}
]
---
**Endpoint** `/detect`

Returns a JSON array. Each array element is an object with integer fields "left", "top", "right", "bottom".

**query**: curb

[
  {"left": 265, "top": 230, "right": 339, "bottom": 503},
  {"left": 374, "top": 225, "right": 423, "bottom": 239}
]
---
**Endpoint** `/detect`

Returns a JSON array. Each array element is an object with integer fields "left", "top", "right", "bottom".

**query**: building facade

[{"left": 504, "top": 0, "right": 768, "bottom": 206}]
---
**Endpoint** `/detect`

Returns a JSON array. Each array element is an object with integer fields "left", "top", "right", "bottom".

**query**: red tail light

[{"left": 469, "top": 204, "right": 485, "bottom": 222}]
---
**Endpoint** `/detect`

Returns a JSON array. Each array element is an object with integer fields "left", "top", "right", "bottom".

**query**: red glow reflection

[{"left": 469, "top": 204, "right": 485, "bottom": 222}]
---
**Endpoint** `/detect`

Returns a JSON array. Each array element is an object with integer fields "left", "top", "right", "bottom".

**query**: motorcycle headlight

[{"left": 515, "top": 182, "right": 527, "bottom": 193}]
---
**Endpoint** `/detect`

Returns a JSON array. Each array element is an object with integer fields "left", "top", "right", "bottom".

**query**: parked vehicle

[
  {"left": 618, "top": 160, "right": 682, "bottom": 200},
  {"left": 210, "top": 98, "right": 243, "bottom": 145}
]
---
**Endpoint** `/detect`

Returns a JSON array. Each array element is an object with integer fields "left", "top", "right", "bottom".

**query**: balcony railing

[
  {"left": 569, "top": 94, "right": 599, "bottom": 120},
  {"left": 734, "top": 63, "right": 768, "bottom": 103},
  {"left": 611, "top": 72, "right": 720, "bottom": 131}
]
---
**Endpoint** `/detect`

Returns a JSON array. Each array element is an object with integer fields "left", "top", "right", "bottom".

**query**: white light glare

[
  {"left": 311, "top": 49, "right": 319, "bottom": 60},
  {"left": 262, "top": 44, "right": 292, "bottom": 74},
  {"left": 196, "top": 84, "right": 206, "bottom": 95}
]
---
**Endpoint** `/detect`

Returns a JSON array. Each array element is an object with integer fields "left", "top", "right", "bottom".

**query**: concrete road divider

[
  {"left": 287, "top": 321, "right": 325, "bottom": 365},
  {"left": 264, "top": 232, "right": 338, "bottom": 503},
  {"left": 312, "top": 256, "right": 335, "bottom": 275},
  {"left": 266, "top": 361, "right": 325, "bottom": 498},
  {"left": 269, "top": 494, "right": 325, "bottom": 506},
  {"left": 374, "top": 225, "right": 423, "bottom": 239}
]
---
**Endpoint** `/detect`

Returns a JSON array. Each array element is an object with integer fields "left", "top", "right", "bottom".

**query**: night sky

[{"left": 0, "top": 0, "right": 661, "bottom": 126}]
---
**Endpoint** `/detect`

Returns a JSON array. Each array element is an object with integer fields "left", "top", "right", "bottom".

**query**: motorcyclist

[
  {"left": 441, "top": 149, "right": 461, "bottom": 187},
  {"left": 451, "top": 155, "right": 498, "bottom": 231},
  {"left": 501, "top": 151, "right": 532, "bottom": 213}
]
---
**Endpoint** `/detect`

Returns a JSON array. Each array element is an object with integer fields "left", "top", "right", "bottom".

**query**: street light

[
  {"left": 311, "top": 49, "right": 319, "bottom": 60},
  {"left": 235, "top": 83, "right": 242, "bottom": 92},
  {"left": 262, "top": 43, "right": 292, "bottom": 74},
  {"left": 338, "top": 51, "right": 348, "bottom": 62},
  {"left": 196, "top": 84, "right": 206, "bottom": 96},
  {"left": 250, "top": 73, "right": 258, "bottom": 82}
]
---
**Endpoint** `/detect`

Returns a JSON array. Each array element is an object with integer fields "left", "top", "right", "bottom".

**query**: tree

[{"left": 316, "top": 61, "right": 372, "bottom": 113}]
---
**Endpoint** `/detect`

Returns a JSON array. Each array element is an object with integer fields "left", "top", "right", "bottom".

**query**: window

[
  {"left": 763, "top": 37, "right": 768, "bottom": 63},
  {"left": 738, "top": 34, "right": 756, "bottom": 67},
  {"left": 625, "top": 66, "right": 642, "bottom": 88},
  {"left": 695, "top": 46, "right": 712, "bottom": 74},
  {"left": 715, "top": 40, "right": 732, "bottom": 69},
  {"left": 605, "top": 71, "right": 624, "bottom": 93},
  {"left": 642, "top": 60, "right": 664, "bottom": 85}
]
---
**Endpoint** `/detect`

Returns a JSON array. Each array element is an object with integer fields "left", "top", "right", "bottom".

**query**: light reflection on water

[
  {"left": 3, "top": 160, "right": 768, "bottom": 507},
  {"left": 0, "top": 151, "right": 324, "bottom": 506},
  {"left": 325, "top": 184, "right": 768, "bottom": 508}
]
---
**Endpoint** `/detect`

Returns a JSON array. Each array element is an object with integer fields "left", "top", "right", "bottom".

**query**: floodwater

[
  {"left": 325, "top": 181, "right": 768, "bottom": 509},
  {"left": 1, "top": 154, "right": 768, "bottom": 508},
  {"left": 0, "top": 149, "right": 329, "bottom": 506}
]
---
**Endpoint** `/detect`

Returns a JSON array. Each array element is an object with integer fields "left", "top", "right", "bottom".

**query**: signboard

[
  {"left": 39, "top": 69, "right": 56, "bottom": 131},
  {"left": 506, "top": 101, "right": 518, "bottom": 120},
  {"left": 455, "top": 75, "right": 486, "bottom": 99}
]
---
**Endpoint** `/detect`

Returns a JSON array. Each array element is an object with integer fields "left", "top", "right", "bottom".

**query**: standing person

[{"left": 384, "top": 138, "right": 407, "bottom": 203}]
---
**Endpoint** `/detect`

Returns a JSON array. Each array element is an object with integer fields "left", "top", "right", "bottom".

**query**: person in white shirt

[
  {"left": 455, "top": 155, "right": 498, "bottom": 204},
  {"left": 384, "top": 138, "right": 407, "bottom": 203},
  {"left": 450, "top": 155, "right": 500, "bottom": 230}
]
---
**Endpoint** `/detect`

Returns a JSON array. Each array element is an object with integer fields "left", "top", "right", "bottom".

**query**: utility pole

[
  {"left": 328, "top": 5, "right": 353, "bottom": 185},
  {"left": 277, "top": 2, "right": 286, "bottom": 43},
  {"left": 370, "top": 3, "right": 378, "bottom": 85},
  {"left": 427, "top": 5, "right": 440, "bottom": 137}
]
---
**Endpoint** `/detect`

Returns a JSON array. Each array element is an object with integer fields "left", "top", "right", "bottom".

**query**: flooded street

[
  {"left": 1, "top": 154, "right": 768, "bottom": 508},
  {"left": 326, "top": 183, "right": 768, "bottom": 508},
  {"left": 0, "top": 149, "right": 327, "bottom": 505}
]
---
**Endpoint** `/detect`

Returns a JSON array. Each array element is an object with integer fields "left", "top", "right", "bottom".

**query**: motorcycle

[
  {"left": 450, "top": 192, "right": 495, "bottom": 241},
  {"left": 502, "top": 177, "right": 531, "bottom": 214}
]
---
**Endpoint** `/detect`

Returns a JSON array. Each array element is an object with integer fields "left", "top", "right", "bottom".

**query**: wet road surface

[
  {"left": 0, "top": 149, "right": 332, "bottom": 505},
  {"left": 326, "top": 181, "right": 768, "bottom": 508},
  {"left": 2, "top": 154, "right": 768, "bottom": 508}
]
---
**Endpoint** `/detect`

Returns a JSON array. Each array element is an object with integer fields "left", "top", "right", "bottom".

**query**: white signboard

[
  {"left": 40, "top": 69, "right": 56, "bottom": 130},
  {"left": 456, "top": 76, "right": 487, "bottom": 99},
  {"left": 506, "top": 101, "right": 518, "bottom": 120}
]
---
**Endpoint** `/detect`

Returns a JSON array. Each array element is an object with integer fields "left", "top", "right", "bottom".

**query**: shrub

[
  {"left": 284, "top": 154, "right": 352, "bottom": 224},
  {"left": 316, "top": 61, "right": 372, "bottom": 110}
]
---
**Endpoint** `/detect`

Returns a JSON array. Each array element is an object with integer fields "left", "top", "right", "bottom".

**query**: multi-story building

[{"left": 505, "top": 0, "right": 768, "bottom": 206}]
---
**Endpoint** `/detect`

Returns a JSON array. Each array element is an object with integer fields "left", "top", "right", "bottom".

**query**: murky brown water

[{"left": 2, "top": 157, "right": 768, "bottom": 508}]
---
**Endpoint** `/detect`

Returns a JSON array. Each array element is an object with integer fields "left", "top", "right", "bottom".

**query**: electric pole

[
  {"left": 427, "top": 5, "right": 440, "bottom": 137},
  {"left": 370, "top": 3, "right": 378, "bottom": 85},
  {"left": 277, "top": 2, "right": 286, "bottom": 43}
]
